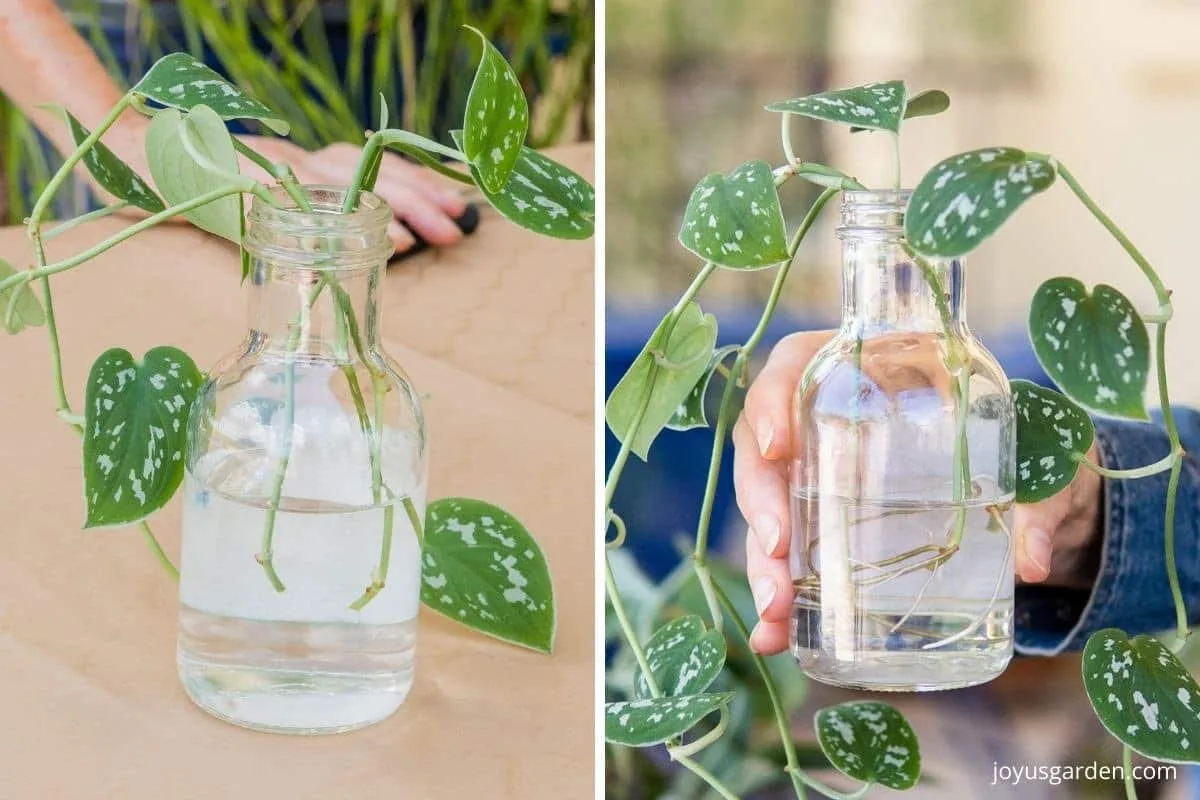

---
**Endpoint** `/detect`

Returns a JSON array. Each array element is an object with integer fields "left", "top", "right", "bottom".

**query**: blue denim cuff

[{"left": 1015, "top": 411, "right": 1200, "bottom": 655}]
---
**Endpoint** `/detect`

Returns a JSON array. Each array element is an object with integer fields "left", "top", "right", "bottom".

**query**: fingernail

[
  {"left": 441, "top": 188, "right": 467, "bottom": 212},
  {"left": 756, "top": 419, "right": 774, "bottom": 458},
  {"left": 752, "top": 577, "right": 776, "bottom": 615},
  {"left": 754, "top": 514, "right": 781, "bottom": 554},
  {"left": 1023, "top": 527, "right": 1052, "bottom": 578}
]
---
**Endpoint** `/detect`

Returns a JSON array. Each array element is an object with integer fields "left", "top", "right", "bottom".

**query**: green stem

[
  {"left": 348, "top": 372, "right": 396, "bottom": 610},
  {"left": 4, "top": 186, "right": 248, "bottom": 293},
  {"left": 1076, "top": 451, "right": 1176, "bottom": 480},
  {"left": 892, "top": 132, "right": 902, "bottom": 191},
  {"left": 42, "top": 202, "right": 130, "bottom": 241},
  {"left": 1123, "top": 745, "right": 1138, "bottom": 800},
  {"left": 1056, "top": 161, "right": 1187, "bottom": 647},
  {"left": 402, "top": 495, "right": 423, "bottom": 546},
  {"left": 781, "top": 112, "right": 796, "bottom": 165},
  {"left": 604, "top": 553, "right": 662, "bottom": 697},
  {"left": 27, "top": 95, "right": 132, "bottom": 228},
  {"left": 792, "top": 770, "right": 872, "bottom": 800},
  {"left": 343, "top": 129, "right": 467, "bottom": 213},
  {"left": 178, "top": 121, "right": 275, "bottom": 208},
  {"left": 671, "top": 753, "right": 740, "bottom": 800},
  {"left": 668, "top": 705, "right": 729, "bottom": 759},
  {"left": 604, "top": 262, "right": 718, "bottom": 508},
  {"left": 257, "top": 316, "right": 303, "bottom": 593},
  {"left": 712, "top": 581, "right": 807, "bottom": 800},
  {"left": 139, "top": 520, "right": 180, "bottom": 581}
]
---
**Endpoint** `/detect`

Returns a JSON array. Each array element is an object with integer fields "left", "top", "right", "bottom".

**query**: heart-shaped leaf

[
  {"left": 146, "top": 105, "right": 243, "bottom": 242},
  {"left": 850, "top": 88, "right": 950, "bottom": 132},
  {"left": 450, "top": 130, "right": 593, "bottom": 240},
  {"left": 52, "top": 106, "right": 164, "bottom": 213},
  {"left": 767, "top": 81, "right": 907, "bottom": 133},
  {"left": 83, "top": 346, "right": 202, "bottom": 527},
  {"left": 1012, "top": 379, "right": 1095, "bottom": 503},
  {"left": 678, "top": 161, "right": 788, "bottom": 269},
  {"left": 604, "top": 693, "right": 734, "bottom": 747},
  {"left": 1029, "top": 278, "right": 1149, "bottom": 420},
  {"left": 665, "top": 345, "right": 740, "bottom": 431},
  {"left": 131, "top": 52, "right": 290, "bottom": 134},
  {"left": 905, "top": 147, "right": 1057, "bottom": 258},
  {"left": 1083, "top": 629, "right": 1200, "bottom": 763},
  {"left": 605, "top": 302, "right": 719, "bottom": 460},
  {"left": 421, "top": 497, "right": 555, "bottom": 653},
  {"left": 0, "top": 259, "right": 44, "bottom": 335},
  {"left": 633, "top": 615, "right": 727, "bottom": 699},
  {"left": 815, "top": 701, "right": 921, "bottom": 790},
  {"left": 460, "top": 26, "right": 529, "bottom": 193}
]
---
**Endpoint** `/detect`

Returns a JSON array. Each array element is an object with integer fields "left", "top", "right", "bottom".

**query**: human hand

[
  {"left": 731, "top": 330, "right": 1105, "bottom": 655},
  {"left": 236, "top": 135, "right": 468, "bottom": 254}
]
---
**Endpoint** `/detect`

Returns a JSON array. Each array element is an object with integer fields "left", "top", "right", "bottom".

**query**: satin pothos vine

[
  {"left": 0, "top": 27, "right": 593, "bottom": 655},
  {"left": 604, "top": 80, "right": 1192, "bottom": 798}
]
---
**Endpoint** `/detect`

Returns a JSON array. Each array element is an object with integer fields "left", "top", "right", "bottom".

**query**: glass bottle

[
  {"left": 789, "top": 190, "right": 1015, "bottom": 691},
  {"left": 179, "top": 186, "right": 428, "bottom": 733}
]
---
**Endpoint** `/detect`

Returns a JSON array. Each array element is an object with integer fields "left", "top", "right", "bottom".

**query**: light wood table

[{"left": 0, "top": 145, "right": 594, "bottom": 798}]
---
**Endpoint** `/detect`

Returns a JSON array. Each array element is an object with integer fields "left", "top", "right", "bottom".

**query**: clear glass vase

[
  {"left": 179, "top": 187, "right": 428, "bottom": 733},
  {"left": 789, "top": 190, "right": 1015, "bottom": 691}
]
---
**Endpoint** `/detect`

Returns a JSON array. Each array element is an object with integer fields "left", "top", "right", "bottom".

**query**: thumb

[{"left": 1013, "top": 493, "right": 1072, "bottom": 583}]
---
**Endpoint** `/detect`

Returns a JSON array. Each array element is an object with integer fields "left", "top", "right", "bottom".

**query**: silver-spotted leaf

[
  {"left": 0, "top": 259, "right": 44, "bottom": 335},
  {"left": 665, "top": 345, "right": 740, "bottom": 431},
  {"left": 1029, "top": 278, "right": 1149, "bottom": 420},
  {"left": 54, "top": 107, "right": 164, "bottom": 213},
  {"left": 451, "top": 130, "right": 593, "bottom": 239},
  {"left": 815, "top": 701, "right": 921, "bottom": 790},
  {"left": 604, "top": 693, "right": 734, "bottom": 747},
  {"left": 605, "top": 303, "right": 718, "bottom": 460},
  {"left": 461, "top": 26, "right": 529, "bottom": 193},
  {"left": 678, "top": 161, "right": 788, "bottom": 269},
  {"left": 905, "top": 147, "right": 1057, "bottom": 258},
  {"left": 633, "top": 615, "right": 727, "bottom": 699},
  {"left": 1082, "top": 629, "right": 1200, "bottom": 763},
  {"left": 767, "top": 81, "right": 907, "bottom": 133},
  {"left": 1012, "top": 379, "right": 1095, "bottom": 503},
  {"left": 421, "top": 497, "right": 555, "bottom": 653},
  {"left": 145, "top": 105, "right": 242, "bottom": 242},
  {"left": 131, "top": 52, "right": 289, "bottom": 134},
  {"left": 82, "top": 346, "right": 202, "bottom": 527},
  {"left": 850, "top": 88, "right": 950, "bottom": 132}
]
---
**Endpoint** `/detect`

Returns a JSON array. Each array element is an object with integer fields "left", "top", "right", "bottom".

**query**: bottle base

[
  {"left": 178, "top": 650, "right": 414, "bottom": 735},
  {"left": 792, "top": 648, "right": 1011, "bottom": 692}
]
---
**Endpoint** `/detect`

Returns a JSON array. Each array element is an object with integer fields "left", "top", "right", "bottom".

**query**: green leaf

[
  {"left": 0, "top": 259, "right": 44, "bottom": 335},
  {"left": 905, "top": 147, "right": 1057, "bottom": 258},
  {"left": 1082, "top": 629, "right": 1200, "bottom": 763},
  {"left": 420, "top": 497, "right": 555, "bottom": 653},
  {"left": 793, "top": 161, "right": 867, "bottom": 191},
  {"left": 1012, "top": 379, "right": 1095, "bottom": 503},
  {"left": 131, "top": 52, "right": 290, "bottom": 134},
  {"left": 678, "top": 161, "right": 788, "bottom": 269},
  {"left": 815, "top": 701, "right": 921, "bottom": 790},
  {"left": 450, "top": 130, "right": 593, "bottom": 240},
  {"left": 460, "top": 26, "right": 529, "bottom": 193},
  {"left": 766, "top": 81, "right": 907, "bottom": 133},
  {"left": 633, "top": 615, "right": 727, "bottom": 699},
  {"left": 850, "top": 88, "right": 950, "bottom": 133},
  {"left": 82, "top": 346, "right": 202, "bottom": 527},
  {"left": 604, "top": 693, "right": 734, "bottom": 747},
  {"left": 665, "top": 345, "right": 739, "bottom": 431},
  {"left": 605, "top": 303, "right": 719, "bottom": 460},
  {"left": 1029, "top": 278, "right": 1149, "bottom": 420},
  {"left": 52, "top": 106, "right": 164, "bottom": 213},
  {"left": 145, "top": 105, "right": 243, "bottom": 242}
]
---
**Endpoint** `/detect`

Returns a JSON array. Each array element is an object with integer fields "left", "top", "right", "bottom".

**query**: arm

[{"left": 1015, "top": 408, "right": 1200, "bottom": 654}]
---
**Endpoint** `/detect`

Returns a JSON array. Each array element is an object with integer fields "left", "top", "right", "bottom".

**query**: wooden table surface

[{"left": 0, "top": 144, "right": 594, "bottom": 798}]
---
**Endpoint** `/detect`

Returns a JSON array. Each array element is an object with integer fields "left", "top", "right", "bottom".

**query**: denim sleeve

[{"left": 1015, "top": 407, "right": 1200, "bottom": 655}]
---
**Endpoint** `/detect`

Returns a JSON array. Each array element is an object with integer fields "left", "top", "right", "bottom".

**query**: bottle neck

[
  {"left": 841, "top": 240, "right": 964, "bottom": 336},
  {"left": 247, "top": 261, "right": 381, "bottom": 357}
]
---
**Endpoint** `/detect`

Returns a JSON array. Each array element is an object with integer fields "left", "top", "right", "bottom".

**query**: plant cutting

[
  {"left": 605, "top": 80, "right": 1195, "bottom": 798},
  {"left": 0, "top": 26, "right": 593, "bottom": 735}
]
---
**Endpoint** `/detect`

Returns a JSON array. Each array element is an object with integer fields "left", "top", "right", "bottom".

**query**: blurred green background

[{"left": 606, "top": 1, "right": 1200, "bottom": 798}]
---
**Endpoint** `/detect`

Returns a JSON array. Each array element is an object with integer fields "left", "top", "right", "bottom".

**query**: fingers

[
  {"left": 386, "top": 219, "right": 416, "bottom": 254},
  {"left": 371, "top": 178, "right": 464, "bottom": 247},
  {"left": 750, "top": 620, "right": 791, "bottom": 655},
  {"left": 732, "top": 416, "right": 789, "bottom": 559},
  {"left": 377, "top": 152, "right": 467, "bottom": 216},
  {"left": 1013, "top": 493, "right": 1072, "bottom": 583},
  {"left": 743, "top": 331, "right": 835, "bottom": 461},
  {"left": 746, "top": 522, "right": 794, "bottom": 654}
]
